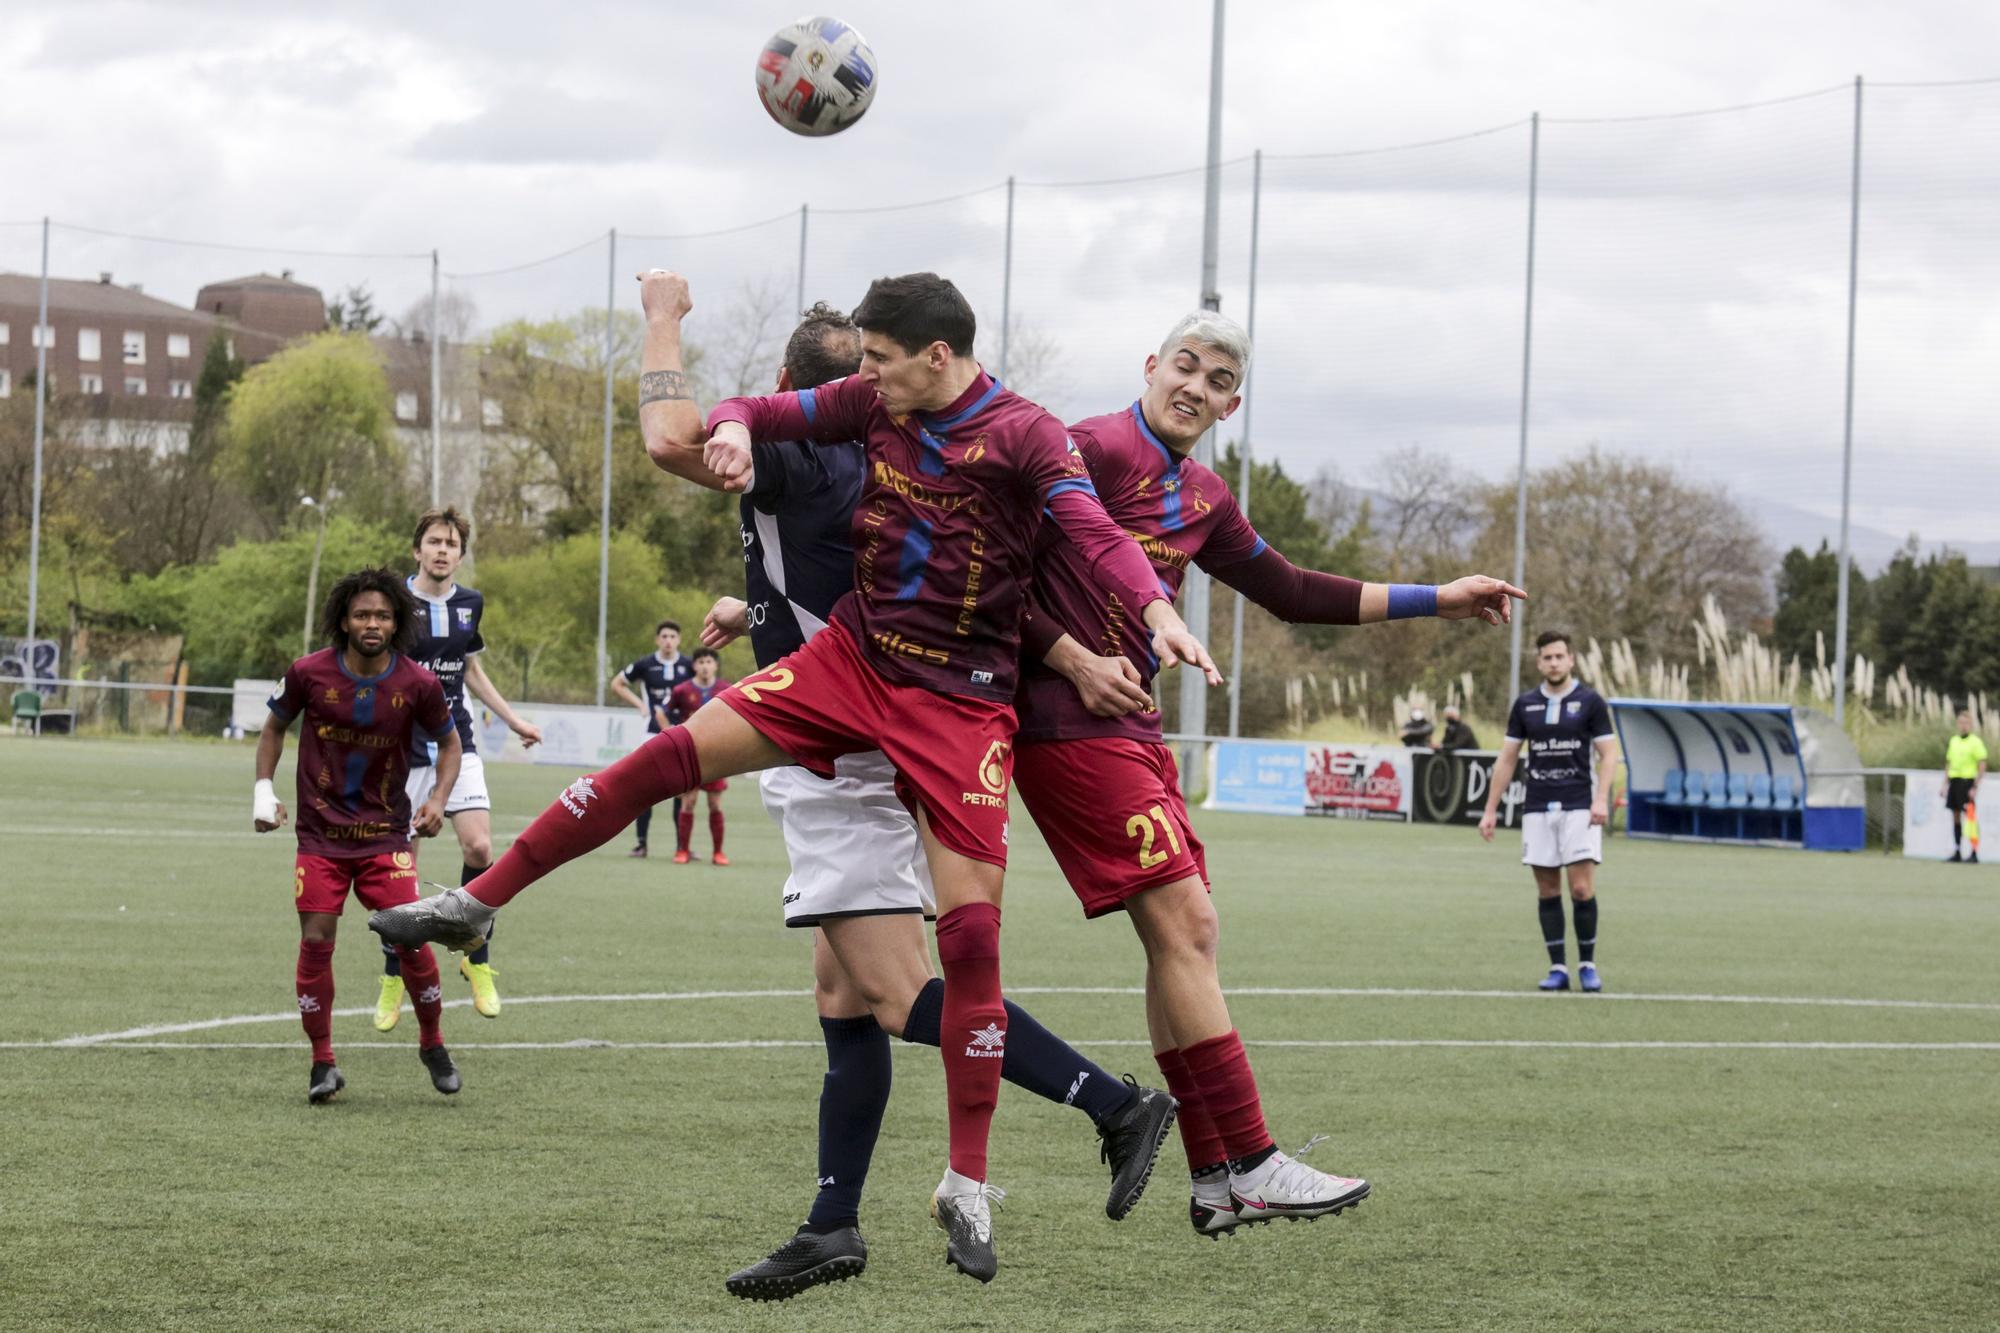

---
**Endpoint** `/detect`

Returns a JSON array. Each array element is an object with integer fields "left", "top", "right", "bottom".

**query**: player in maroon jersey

[
  {"left": 254, "top": 567, "right": 466, "bottom": 1105},
  {"left": 1014, "top": 311, "right": 1525, "bottom": 1234},
  {"left": 373, "top": 272, "right": 1219, "bottom": 1283},
  {"left": 666, "top": 646, "right": 731, "bottom": 865}
]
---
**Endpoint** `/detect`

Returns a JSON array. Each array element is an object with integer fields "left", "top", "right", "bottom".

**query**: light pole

[{"left": 300, "top": 495, "right": 329, "bottom": 656}]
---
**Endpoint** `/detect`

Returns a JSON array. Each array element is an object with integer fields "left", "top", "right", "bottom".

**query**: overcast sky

[{"left": 5, "top": 1, "right": 1996, "bottom": 551}]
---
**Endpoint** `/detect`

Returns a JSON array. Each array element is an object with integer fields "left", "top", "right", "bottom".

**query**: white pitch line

[
  {"left": 32, "top": 982, "right": 2000, "bottom": 1048},
  {"left": 4, "top": 1039, "right": 1997, "bottom": 1053}
]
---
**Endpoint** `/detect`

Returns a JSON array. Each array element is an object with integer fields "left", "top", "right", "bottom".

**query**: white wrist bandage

[{"left": 253, "top": 779, "right": 279, "bottom": 824}]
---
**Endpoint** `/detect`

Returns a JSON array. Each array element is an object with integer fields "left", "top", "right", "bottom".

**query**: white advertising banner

[
  {"left": 1901, "top": 770, "right": 1999, "bottom": 862},
  {"left": 473, "top": 702, "right": 653, "bottom": 768},
  {"left": 1302, "top": 743, "right": 1412, "bottom": 821}
]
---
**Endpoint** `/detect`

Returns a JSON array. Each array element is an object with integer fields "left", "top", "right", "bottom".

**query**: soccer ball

[{"left": 754, "top": 16, "right": 878, "bottom": 137}]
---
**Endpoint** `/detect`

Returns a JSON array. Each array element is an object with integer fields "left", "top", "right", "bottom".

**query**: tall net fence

[{"left": 6, "top": 77, "right": 1999, "bottom": 735}]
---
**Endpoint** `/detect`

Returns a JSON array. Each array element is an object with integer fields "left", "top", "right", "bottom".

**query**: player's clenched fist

[
  {"left": 412, "top": 798, "right": 446, "bottom": 838},
  {"left": 636, "top": 268, "right": 693, "bottom": 325},
  {"left": 252, "top": 778, "right": 288, "bottom": 832},
  {"left": 1478, "top": 811, "right": 1497, "bottom": 841},
  {"left": 704, "top": 420, "right": 756, "bottom": 493}
]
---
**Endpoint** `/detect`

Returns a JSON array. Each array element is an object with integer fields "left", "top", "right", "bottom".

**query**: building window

[
  {"left": 124, "top": 377, "right": 147, "bottom": 396},
  {"left": 443, "top": 397, "right": 464, "bottom": 424},
  {"left": 0, "top": 322, "right": 10, "bottom": 345},
  {"left": 31, "top": 324, "right": 54, "bottom": 349},
  {"left": 395, "top": 391, "right": 419, "bottom": 422},
  {"left": 167, "top": 333, "right": 191, "bottom": 359},
  {"left": 78, "top": 328, "right": 102, "bottom": 361},
  {"left": 123, "top": 331, "right": 145, "bottom": 364},
  {"left": 79, "top": 373, "right": 105, "bottom": 394},
  {"left": 168, "top": 379, "right": 193, "bottom": 399},
  {"left": 224, "top": 336, "right": 235, "bottom": 360},
  {"left": 0, "top": 370, "right": 9, "bottom": 397},
  {"left": 481, "top": 397, "right": 504, "bottom": 427}
]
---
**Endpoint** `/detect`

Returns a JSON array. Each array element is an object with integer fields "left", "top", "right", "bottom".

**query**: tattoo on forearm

[{"left": 639, "top": 370, "right": 691, "bottom": 405}]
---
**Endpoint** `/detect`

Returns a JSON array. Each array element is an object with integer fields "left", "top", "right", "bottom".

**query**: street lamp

[{"left": 300, "top": 495, "right": 329, "bottom": 656}]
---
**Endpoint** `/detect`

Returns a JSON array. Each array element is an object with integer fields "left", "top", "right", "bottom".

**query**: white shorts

[
  {"left": 759, "top": 750, "right": 935, "bottom": 928},
  {"left": 405, "top": 750, "right": 491, "bottom": 818},
  {"left": 1522, "top": 806, "right": 1602, "bottom": 868}
]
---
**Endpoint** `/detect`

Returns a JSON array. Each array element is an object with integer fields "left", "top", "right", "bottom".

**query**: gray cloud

[{"left": 412, "top": 86, "right": 663, "bottom": 164}]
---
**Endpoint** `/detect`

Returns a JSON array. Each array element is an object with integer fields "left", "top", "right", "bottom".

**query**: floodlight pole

[
  {"left": 1834, "top": 76, "right": 1864, "bottom": 727},
  {"left": 797, "top": 204, "right": 809, "bottom": 316},
  {"left": 1178, "top": 0, "right": 1225, "bottom": 784},
  {"left": 1000, "top": 176, "right": 1015, "bottom": 381},
  {"left": 1227, "top": 149, "right": 1262, "bottom": 738},
  {"left": 429, "top": 249, "right": 442, "bottom": 505},
  {"left": 595, "top": 228, "right": 617, "bottom": 707},
  {"left": 1507, "top": 113, "right": 1541, "bottom": 706},
  {"left": 25, "top": 217, "right": 49, "bottom": 658}
]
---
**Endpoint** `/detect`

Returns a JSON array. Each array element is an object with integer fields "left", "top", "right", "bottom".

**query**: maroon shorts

[
  {"left": 1014, "top": 737, "right": 1209, "bottom": 918},
  {"left": 294, "top": 850, "right": 423, "bottom": 915},
  {"left": 716, "top": 619, "right": 1016, "bottom": 867},
  {"left": 697, "top": 778, "right": 728, "bottom": 794}
]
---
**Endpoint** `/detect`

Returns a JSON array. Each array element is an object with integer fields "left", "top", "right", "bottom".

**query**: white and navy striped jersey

[
  {"left": 406, "top": 577, "right": 485, "bottom": 763},
  {"left": 740, "top": 438, "right": 867, "bottom": 668}
]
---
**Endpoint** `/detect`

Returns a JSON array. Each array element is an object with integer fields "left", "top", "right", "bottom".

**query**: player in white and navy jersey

[
  {"left": 377, "top": 508, "right": 543, "bottom": 1027},
  {"left": 631, "top": 269, "right": 1178, "bottom": 1300},
  {"left": 1481, "top": 629, "right": 1620, "bottom": 992},
  {"left": 609, "top": 620, "right": 693, "bottom": 858}
]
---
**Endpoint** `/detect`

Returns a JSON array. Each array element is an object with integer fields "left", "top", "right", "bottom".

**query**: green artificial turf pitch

[{"left": 2, "top": 737, "right": 1996, "bottom": 1331}]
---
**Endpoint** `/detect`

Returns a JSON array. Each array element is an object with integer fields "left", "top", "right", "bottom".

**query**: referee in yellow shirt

[{"left": 1943, "top": 710, "right": 1987, "bottom": 863}]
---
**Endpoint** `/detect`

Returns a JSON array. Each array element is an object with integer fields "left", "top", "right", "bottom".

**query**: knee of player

[
  {"left": 460, "top": 838, "right": 494, "bottom": 868},
  {"left": 1158, "top": 897, "right": 1220, "bottom": 963}
]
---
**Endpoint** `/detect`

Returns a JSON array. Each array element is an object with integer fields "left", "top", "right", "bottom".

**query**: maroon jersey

[
  {"left": 668, "top": 676, "right": 729, "bottom": 725},
  {"left": 268, "top": 648, "right": 455, "bottom": 858},
  {"left": 1016, "top": 402, "right": 1267, "bottom": 743},
  {"left": 709, "top": 371, "right": 1166, "bottom": 702}
]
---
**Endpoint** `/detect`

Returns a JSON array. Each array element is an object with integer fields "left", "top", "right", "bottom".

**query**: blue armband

[{"left": 1386, "top": 584, "right": 1438, "bottom": 620}]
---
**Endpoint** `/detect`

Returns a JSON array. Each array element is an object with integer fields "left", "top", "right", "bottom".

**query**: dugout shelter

[{"left": 1611, "top": 700, "right": 1865, "bottom": 852}]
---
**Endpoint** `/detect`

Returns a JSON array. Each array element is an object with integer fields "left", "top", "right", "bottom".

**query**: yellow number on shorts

[
  {"left": 737, "top": 667, "right": 795, "bottom": 705},
  {"left": 294, "top": 865, "right": 306, "bottom": 900},
  {"left": 1126, "top": 812, "right": 1168, "bottom": 869},
  {"left": 1125, "top": 806, "right": 1182, "bottom": 869}
]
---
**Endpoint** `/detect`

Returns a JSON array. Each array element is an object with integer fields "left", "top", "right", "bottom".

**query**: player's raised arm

[
  {"left": 634, "top": 269, "right": 730, "bottom": 490},
  {"left": 705, "top": 375, "right": 874, "bottom": 492}
]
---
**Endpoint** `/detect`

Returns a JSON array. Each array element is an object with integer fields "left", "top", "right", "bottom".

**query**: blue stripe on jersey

[
  {"left": 352, "top": 686, "right": 376, "bottom": 728},
  {"left": 913, "top": 423, "right": 950, "bottom": 476},
  {"left": 895, "top": 519, "right": 934, "bottom": 599},
  {"left": 798, "top": 386, "right": 818, "bottom": 424},
  {"left": 1162, "top": 482, "right": 1185, "bottom": 531},
  {"left": 342, "top": 750, "right": 370, "bottom": 800},
  {"left": 1247, "top": 535, "right": 1268, "bottom": 558},
  {"left": 429, "top": 598, "right": 447, "bottom": 638},
  {"left": 1128, "top": 401, "right": 1176, "bottom": 469},
  {"left": 924, "top": 378, "right": 1004, "bottom": 430},
  {"left": 1046, "top": 477, "right": 1097, "bottom": 501}
]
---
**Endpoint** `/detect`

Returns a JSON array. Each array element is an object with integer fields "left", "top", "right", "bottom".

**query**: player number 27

[{"left": 1125, "top": 805, "right": 1183, "bottom": 869}]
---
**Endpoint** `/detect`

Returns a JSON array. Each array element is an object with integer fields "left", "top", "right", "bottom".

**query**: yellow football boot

[
  {"left": 460, "top": 957, "right": 501, "bottom": 1018},
  {"left": 373, "top": 974, "right": 405, "bottom": 1032}
]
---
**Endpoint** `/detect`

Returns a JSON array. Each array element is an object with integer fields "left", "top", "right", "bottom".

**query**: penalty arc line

[{"left": 20, "top": 983, "right": 2000, "bottom": 1049}]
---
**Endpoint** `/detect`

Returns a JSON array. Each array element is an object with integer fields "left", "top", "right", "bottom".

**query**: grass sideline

[{"left": 3, "top": 736, "right": 1997, "bottom": 1332}]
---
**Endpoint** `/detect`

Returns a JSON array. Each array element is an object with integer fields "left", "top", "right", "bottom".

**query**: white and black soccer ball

[{"left": 754, "top": 16, "right": 878, "bottom": 137}]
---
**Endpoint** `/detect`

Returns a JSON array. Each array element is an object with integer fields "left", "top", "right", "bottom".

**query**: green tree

[
  {"left": 219, "top": 332, "right": 410, "bottom": 535},
  {"left": 325, "top": 284, "right": 382, "bottom": 333},
  {"left": 1771, "top": 542, "right": 1872, "bottom": 667},
  {"left": 473, "top": 529, "right": 756, "bottom": 703},
  {"left": 121, "top": 515, "right": 409, "bottom": 681}
]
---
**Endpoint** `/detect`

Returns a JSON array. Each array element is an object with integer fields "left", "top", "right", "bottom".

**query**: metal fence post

[
  {"left": 1179, "top": 0, "right": 1226, "bottom": 784},
  {"left": 429, "top": 249, "right": 442, "bottom": 505},
  {"left": 797, "top": 204, "right": 809, "bottom": 315},
  {"left": 595, "top": 228, "right": 617, "bottom": 707},
  {"left": 1835, "top": 76, "right": 1864, "bottom": 727},
  {"left": 1000, "top": 175, "right": 1015, "bottom": 380},
  {"left": 1227, "top": 149, "right": 1262, "bottom": 738},
  {"left": 1507, "top": 113, "right": 1541, "bottom": 706},
  {"left": 25, "top": 217, "right": 49, "bottom": 654}
]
